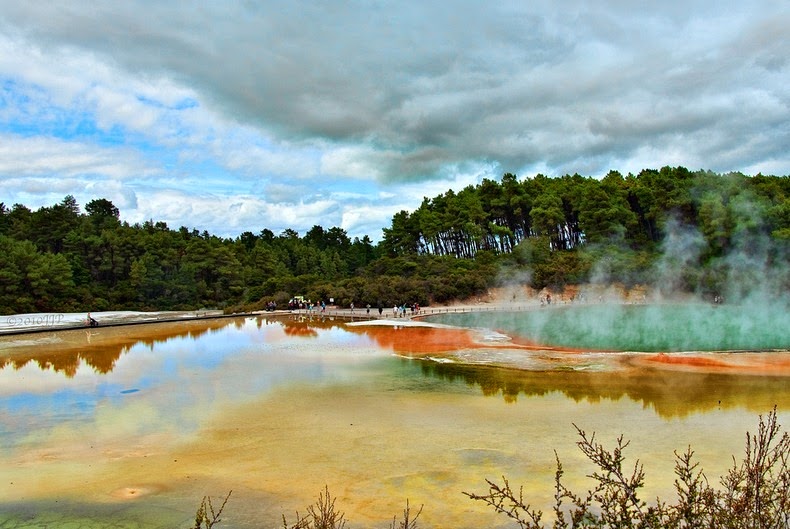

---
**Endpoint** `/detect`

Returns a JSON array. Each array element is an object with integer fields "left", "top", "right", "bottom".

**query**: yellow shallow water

[{"left": 0, "top": 316, "right": 788, "bottom": 528}]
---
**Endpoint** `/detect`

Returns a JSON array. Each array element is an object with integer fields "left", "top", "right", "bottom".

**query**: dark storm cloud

[{"left": 0, "top": 0, "right": 787, "bottom": 184}]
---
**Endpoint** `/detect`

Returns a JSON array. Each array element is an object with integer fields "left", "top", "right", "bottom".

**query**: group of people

[
  {"left": 391, "top": 303, "right": 420, "bottom": 317},
  {"left": 352, "top": 302, "right": 420, "bottom": 317},
  {"left": 288, "top": 298, "right": 306, "bottom": 310},
  {"left": 285, "top": 298, "right": 426, "bottom": 319},
  {"left": 291, "top": 300, "right": 327, "bottom": 312},
  {"left": 288, "top": 298, "right": 324, "bottom": 311}
]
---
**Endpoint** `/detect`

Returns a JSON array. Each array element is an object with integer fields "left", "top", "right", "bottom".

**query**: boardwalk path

[{"left": 0, "top": 303, "right": 542, "bottom": 337}]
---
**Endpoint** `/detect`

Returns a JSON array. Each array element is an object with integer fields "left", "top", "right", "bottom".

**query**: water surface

[
  {"left": 0, "top": 315, "right": 788, "bottom": 528},
  {"left": 422, "top": 303, "right": 790, "bottom": 352}
]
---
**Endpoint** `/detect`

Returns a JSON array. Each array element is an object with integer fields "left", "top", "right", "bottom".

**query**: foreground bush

[
  {"left": 465, "top": 406, "right": 788, "bottom": 529},
  {"left": 193, "top": 487, "right": 422, "bottom": 529},
  {"left": 193, "top": 408, "right": 787, "bottom": 528}
]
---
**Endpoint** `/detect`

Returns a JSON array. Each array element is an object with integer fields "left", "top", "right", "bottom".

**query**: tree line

[
  {"left": 382, "top": 166, "right": 788, "bottom": 296},
  {"left": 1, "top": 166, "right": 787, "bottom": 314}
]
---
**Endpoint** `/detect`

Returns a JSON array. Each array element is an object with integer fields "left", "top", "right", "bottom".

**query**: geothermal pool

[
  {"left": 422, "top": 303, "right": 790, "bottom": 352},
  {"left": 0, "top": 313, "right": 788, "bottom": 528}
]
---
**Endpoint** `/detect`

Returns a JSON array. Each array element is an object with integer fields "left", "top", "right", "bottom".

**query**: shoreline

[
  {"left": 0, "top": 280, "right": 719, "bottom": 337},
  {"left": 1, "top": 304, "right": 788, "bottom": 378},
  {"left": 0, "top": 307, "right": 390, "bottom": 337},
  {"left": 0, "top": 310, "right": 229, "bottom": 336},
  {"left": 0, "top": 299, "right": 721, "bottom": 338}
]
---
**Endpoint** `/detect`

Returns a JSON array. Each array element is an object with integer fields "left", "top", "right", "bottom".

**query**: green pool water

[
  {"left": 1, "top": 315, "right": 787, "bottom": 529},
  {"left": 424, "top": 303, "right": 790, "bottom": 352}
]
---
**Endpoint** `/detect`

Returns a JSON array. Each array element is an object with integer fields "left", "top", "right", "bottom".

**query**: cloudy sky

[{"left": 0, "top": 1, "right": 787, "bottom": 240}]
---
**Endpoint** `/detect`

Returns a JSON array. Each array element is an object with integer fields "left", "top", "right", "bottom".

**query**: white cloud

[
  {"left": 0, "top": 1, "right": 786, "bottom": 241},
  {"left": 321, "top": 146, "right": 383, "bottom": 180},
  {"left": 0, "top": 134, "right": 157, "bottom": 179}
]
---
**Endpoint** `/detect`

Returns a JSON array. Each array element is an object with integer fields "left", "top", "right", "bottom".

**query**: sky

[{"left": 0, "top": 1, "right": 787, "bottom": 241}]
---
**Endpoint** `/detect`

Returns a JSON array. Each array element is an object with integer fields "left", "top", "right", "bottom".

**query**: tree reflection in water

[
  {"left": 0, "top": 318, "right": 238, "bottom": 376},
  {"left": 417, "top": 361, "right": 789, "bottom": 418},
  {"left": 0, "top": 314, "right": 787, "bottom": 529}
]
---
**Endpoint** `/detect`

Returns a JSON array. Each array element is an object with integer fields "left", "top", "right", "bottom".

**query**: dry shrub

[{"left": 465, "top": 406, "right": 788, "bottom": 529}]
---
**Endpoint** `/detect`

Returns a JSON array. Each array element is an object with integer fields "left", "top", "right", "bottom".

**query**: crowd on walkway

[{"left": 284, "top": 297, "right": 422, "bottom": 318}]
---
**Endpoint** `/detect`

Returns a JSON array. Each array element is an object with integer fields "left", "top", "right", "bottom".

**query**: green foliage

[
  {"left": 376, "top": 167, "right": 788, "bottom": 295},
  {"left": 1, "top": 168, "right": 787, "bottom": 314},
  {"left": 0, "top": 197, "right": 381, "bottom": 313},
  {"left": 0, "top": 235, "right": 75, "bottom": 313}
]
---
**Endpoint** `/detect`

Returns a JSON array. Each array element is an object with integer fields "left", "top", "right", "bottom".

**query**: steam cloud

[{"left": 487, "top": 189, "right": 790, "bottom": 352}]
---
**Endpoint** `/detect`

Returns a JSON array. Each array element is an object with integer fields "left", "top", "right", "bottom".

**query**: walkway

[{"left": 0, "top": 303, "right": 543, "bottom": 336}]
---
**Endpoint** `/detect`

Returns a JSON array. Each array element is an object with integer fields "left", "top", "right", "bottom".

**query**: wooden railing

[{"left": 288, "top": 303, "right": 540, "bottom": 321}]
